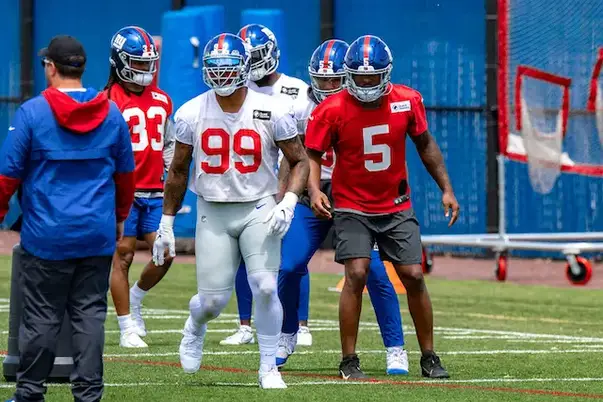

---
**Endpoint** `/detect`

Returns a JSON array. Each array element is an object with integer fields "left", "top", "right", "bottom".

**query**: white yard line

[
  {"left": 100, "top": 348, "right": 603, "bottom": 359},
  {"left": 2, "top": 377, "right": 603, "bottom": 390}
]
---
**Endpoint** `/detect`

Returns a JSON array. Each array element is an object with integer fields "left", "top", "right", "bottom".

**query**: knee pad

[
  {"left": 247, "top": 271, "right": 278, "bottom": 301},
  {"left": 189, "top": 291, "right": 231, "bottom": 323}
]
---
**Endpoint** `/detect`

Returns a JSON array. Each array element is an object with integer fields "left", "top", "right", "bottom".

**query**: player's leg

[
  {"left": 296, "top": 272, "right": 312, "bottom": 346},
  {"left": 240, "top": 195, "right": 286, "bottom": 389},
  {"left": 179, "top": 198, "right": 241, "bottom": 374},
  {"left": 130, "top": 198, "right": 174, "bottom": 338},
  {"left": 376, "top": 208, "right": 449, "bottom": 379},
  {"left": 333, "top": 212, "right": 374, "bottom": 379},
  {"left": 220, "top": 262, "right": 255, "bottom": 345},
  {"left": 109, "top": 200, "right": 147, "bottom": 348},
  {"left": 277, "top": 203, "right": 330, "bottom": 367},
  {"left": 366, "top": 249, "right": 408, "bottom": 375}
]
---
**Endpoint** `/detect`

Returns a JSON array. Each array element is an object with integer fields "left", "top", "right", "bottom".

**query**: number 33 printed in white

[
  {"left": 362, "top": 124, "right": 391, "bottom": 172},
  {"left": 122, "top": 106, "right": 167, "bottom": 152}
]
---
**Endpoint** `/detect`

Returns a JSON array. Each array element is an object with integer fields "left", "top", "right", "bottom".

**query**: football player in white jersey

[
  {"left": 221, "top": 23, "right": 314, "bottom": 347},
  {"left": 152, "top": 33, "right": 309, "bottom": 389}
]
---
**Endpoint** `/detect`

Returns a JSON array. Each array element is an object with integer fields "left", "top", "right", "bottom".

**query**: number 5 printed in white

[{"left": 362, "top": 124, "right": 391, "bottom": 172}]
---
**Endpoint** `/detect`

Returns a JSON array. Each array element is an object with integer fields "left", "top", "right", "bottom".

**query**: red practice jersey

[
  {"left": 107, "top": 84, "right": 173, "bottom": 192},
  {"left": 305, "top": 84, "right": 428, "bottom": 214}
]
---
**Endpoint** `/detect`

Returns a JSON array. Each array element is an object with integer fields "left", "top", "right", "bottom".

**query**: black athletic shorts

[{"left": 333, "top": 208, "right": 422, "bottom": 265}]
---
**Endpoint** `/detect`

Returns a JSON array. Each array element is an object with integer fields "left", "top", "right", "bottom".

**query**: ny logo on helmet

[{"left": 113, "top": 34, "right": 127, "bottom": 50}]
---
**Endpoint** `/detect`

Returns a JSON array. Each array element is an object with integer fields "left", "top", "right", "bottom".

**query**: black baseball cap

[{"left": 38, "top": 35, "right": 86, "bottom": 67}]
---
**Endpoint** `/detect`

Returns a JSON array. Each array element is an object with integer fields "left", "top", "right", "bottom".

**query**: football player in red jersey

[
  {"left": 305, "top": 35, "right": 459, "bottom": 380},
  {"left": 105, "top": 26, "right": 174, "bottom": 348}
]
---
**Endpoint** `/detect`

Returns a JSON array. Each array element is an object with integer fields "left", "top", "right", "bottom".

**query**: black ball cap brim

[{"left": 38, "top": 35, "right": 86, "bottom": 67}]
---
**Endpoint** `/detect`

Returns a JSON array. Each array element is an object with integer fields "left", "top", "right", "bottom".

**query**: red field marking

[{"left": 108, "top": 357, "right": 603, "bottom": 399}]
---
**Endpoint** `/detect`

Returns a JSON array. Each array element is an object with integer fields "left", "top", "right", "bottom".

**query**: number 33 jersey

[
  {"left": 173, "top": 89, "right": 298, "bottom": 202},
  {"left": 107, "top": 83, "right": 174, "bottom": 192}
]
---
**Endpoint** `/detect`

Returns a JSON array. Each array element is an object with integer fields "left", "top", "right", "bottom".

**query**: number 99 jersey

[
  {"left": 173, "top": 90, "right": 298, "bottom": 202},
  {"left": 107, "top": 83, "right": 173, "bottom": 192}
]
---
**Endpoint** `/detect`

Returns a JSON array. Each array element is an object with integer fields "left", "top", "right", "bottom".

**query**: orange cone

[{"left": 329, "top": 261, "right": 406, "bottom": 294}]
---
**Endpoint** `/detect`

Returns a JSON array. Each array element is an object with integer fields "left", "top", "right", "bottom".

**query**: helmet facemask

[
  {"left": 114, "top": 51, "right": 158, "bottom": 87},
  {"left": 344, "top": 65, "right": 392, "bottom": 103},
  {"left": 203, "top": 55, "right": 250, "bottom": 97},
  {"left": 248, "top": 42, "right": 279, "bottom": 81},
  {"left": 309, "top": 70, "right": 346, "bottom": 103}
]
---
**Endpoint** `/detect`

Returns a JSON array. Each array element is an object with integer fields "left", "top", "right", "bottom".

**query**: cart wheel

[
  {"left": 495, "top": 252, "right": 508, "bottom": 282},
  {"left": 565, "top": 256, "right": 592, "bottom": 286},
  {"left": 421, "top": 246, "right": 433, "bottom": 274}
]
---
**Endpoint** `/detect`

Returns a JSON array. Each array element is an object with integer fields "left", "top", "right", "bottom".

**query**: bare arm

[
  {"left": 276, "top": 133, "right": 304, "bottom": 200},
  {"left": 411, "top": 130, "right": 459, "bottom": 226},
  {"left": 276, "top": 157, "right": 290, "bottom": 202},
  {"left": 163, "top": 140, "right": 193, "bottom": 215},
  {"left": 410, "top": 130, "right": 453, "bottom": 193},
  {"left": 306, "top": 149, "right": 323, "bottom": 197},
  {"left": 277, "top": 136, "right": 309, "bottom": 196}
]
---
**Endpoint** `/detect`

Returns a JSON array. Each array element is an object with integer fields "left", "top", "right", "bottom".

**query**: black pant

[{"left": 13, "top": 249, "right": 112, "bottom": 402}]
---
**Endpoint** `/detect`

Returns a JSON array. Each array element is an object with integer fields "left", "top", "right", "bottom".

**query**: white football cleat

[
  {"left": 296, "top": 326, "right": 312, "bottom": 347},
  {"left": 219, "top": 325, "right": 255, "bottom": 345},
  {"left": 276, "top": 332, "right": 297, "bottom": 367},
  {"left": 119, "top": 330, "right": 148, "bottom": 348},
  {"left": 258, "top": 367, "right": 287, "bottom": 389},
  {"left": 179, "top": 317, "right": 207, "bottom": 374},
  {"left": 386, "top": 346, "right": 409, "bottom": 375},
  {"left": 130, "top": 304, "right": 147, "bottom": 337}
]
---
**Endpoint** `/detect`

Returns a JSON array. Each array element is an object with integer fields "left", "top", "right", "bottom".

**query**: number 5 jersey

[
  {"left": 173, "top": 89, "right": 298, "bottom": 203},
  {"left": 107, "top": 83, "right": 174, "bottom": 194}
]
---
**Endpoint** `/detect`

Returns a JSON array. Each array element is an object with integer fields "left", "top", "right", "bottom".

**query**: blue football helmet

[
  {"left": 344, "top": 35, "right": 393, "bottom": 102},
  {"left": 237, "top": 24, "right": 280, "bottom": 81},
  {"left": 109, "top": 26, "right": 159, "bottom": 87},
  {"left": 203, "top": 33, "right": 251, "bottom": 97},
  {"left": 309, "top": 39, "right": 349, "bottom": 102}
]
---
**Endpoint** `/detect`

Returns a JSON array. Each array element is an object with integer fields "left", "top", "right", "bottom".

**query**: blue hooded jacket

[{"left": 0, "top": 87, "right": 135, "bottom": 260}]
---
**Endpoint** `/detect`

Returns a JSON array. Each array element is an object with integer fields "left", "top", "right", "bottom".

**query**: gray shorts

[{"left": 333, "top": 208, "right": 422, "bottom": 265}]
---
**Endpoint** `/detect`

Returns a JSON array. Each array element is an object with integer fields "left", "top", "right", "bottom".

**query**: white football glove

[
  {"left": 263, "top": 192, "right": 299, "bottom": 238},
  {"left": 152, "top": 214, "right": 176, "bottom": 266}
]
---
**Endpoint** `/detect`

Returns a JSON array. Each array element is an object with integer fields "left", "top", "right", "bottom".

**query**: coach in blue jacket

[{"left": 0, "top": 36, "right": 135, "bottom": 402}]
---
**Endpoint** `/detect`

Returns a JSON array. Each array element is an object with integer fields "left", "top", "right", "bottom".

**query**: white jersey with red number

[
  {"left": 249, "top": 74, "right": 310, "bottom": 169},
  {"left": 293, "top": 92, "right": 335, "bottom": 180},
  {"left": 174, "top": 89, "right": 298, "bottom": 202},
  {"left": 108, "top": 83, "right": 173, "bottom": 194},
  {"left": 305, "top": 84, "right": 428, "bottom": 215}
]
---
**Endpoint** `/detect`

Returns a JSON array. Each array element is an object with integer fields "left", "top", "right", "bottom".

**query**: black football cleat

[
  {"left": 339, "top": 354, "right": 368, "bottom": 380},
  {"left": 420, "top": 351, "right": 450, "bottom": 379}
]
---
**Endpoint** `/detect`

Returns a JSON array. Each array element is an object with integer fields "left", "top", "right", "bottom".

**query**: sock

[
  {"left": 248, "top": 271, "right": 282, "bottom": 372},
  {"left": 130, "top": 281, "right": 148, "bottom": 306},
  {"left": 117, "top": 314, "right": 135, "bottom": 333},
  {"left": 278, "top": 269, "right": 301, "bottom": 334},
  {"left": 257, "top": 333, "right": 279, "bottom": 372},
  {"left": 298, "top": 272, "right": 310, "bottom": 322}
]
